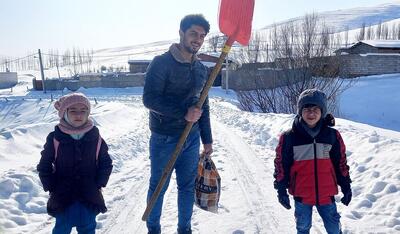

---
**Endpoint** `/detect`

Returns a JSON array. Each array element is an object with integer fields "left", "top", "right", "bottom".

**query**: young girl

[{"left": 37, "top": 92, "right": 113, "bottom": 234}]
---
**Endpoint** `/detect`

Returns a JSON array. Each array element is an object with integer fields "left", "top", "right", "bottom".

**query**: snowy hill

[
  {"left": 3, "top": 2, "right": 400, "bottom": 74},
  {"left": 88, "top": 1, "right": 400, "bottom": 68},
  {"left": 0, "top": 72, "right": 400, "bottom": 233},
  {"left": 261, "top": 2, "right": 400, "bottom": 33}
]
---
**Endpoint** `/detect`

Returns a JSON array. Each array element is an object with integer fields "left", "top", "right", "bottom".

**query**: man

[
  {"left": 143, "top": 14, "right": 213, "bottom": 234},
  {"left": 273, "top": 89, "right": 352, "bottom": 234}
]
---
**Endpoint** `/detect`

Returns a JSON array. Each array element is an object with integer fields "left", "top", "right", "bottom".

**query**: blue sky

[{"left": 0, "top": 0, "right": 395, "bottom": 57}]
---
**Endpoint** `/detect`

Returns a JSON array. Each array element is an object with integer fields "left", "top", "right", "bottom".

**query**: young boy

[
  {"left": 273, "top": 89, "right": 352, "bottom": 234},
  {"left": 37, "top": 92, "right": 113, "bottom": 234}
]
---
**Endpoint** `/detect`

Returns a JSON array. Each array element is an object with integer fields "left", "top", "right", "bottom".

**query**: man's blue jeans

[
  {"left": 52, "top": 202, "right": 97, "bottom": 234},
  {"left": 146, "top": 131, "right": 200, "bottom": 232},
  {"left": 295, "top": 201, "right": 341, "bottom": 234}
]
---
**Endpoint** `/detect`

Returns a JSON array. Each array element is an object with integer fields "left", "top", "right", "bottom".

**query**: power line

[
  {"left": 0, "top": 53, "right": 38, "bottom": 66},
  {"left": 41, "top": 48, "right": 168, "bottom": 59},
  {"left": 0, "top": 47, "right": 168, "bottom": 68}
]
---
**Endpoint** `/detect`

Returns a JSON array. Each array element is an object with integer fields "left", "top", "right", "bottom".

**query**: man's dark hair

[{"left": 180, "top": 14, "right": 210, "bottom": 34}]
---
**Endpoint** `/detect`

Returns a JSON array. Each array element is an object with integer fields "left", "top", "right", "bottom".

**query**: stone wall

[
  {"left": 222, "top": 54, "right": 400, "bottom": 91},
  {"left": 40, "top": 73, "right": 145, "bottom": 91},
  {"left": 340, "top": 54, "right": 400, "bottom": 77},
  {"left": 221, "top": 67, "right": 309, "bottom": 91},
  {"left": 0, "top": 72, "right": 18, "bottom": 89},
  {"left": 129, "top": 63, "right": 150, "bottom": 73}
]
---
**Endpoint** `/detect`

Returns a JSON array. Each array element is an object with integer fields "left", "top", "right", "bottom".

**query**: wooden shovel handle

[{"left": 141, "top": 38, "right": 233, "bottom": 222}]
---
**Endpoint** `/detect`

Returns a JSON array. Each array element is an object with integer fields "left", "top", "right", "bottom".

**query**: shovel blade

[{"left": 218, "top": 0, "right": 255, "bottom": 46}]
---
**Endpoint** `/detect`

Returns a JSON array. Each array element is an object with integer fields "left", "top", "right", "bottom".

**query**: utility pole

[{"left": 38, "top": 49, "right": 46, "bottom": 93}]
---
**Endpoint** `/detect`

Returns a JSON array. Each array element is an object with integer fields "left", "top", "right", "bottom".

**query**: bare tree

[
  {"left": 390, "top": 24, "right": 396, "bottom": 39},
  {"left": 252, "top": 32, "right": 264, "bottom": 63},
  {"left": 344, "top": 26, "right": 349, "bottom": 47},
  {"left": 376, "top": 21, "right": 382, "bottom": 39},
  {"left": 208, "top": 35, "right": 221, "bottom": 52},
  {"left": 78, "top": 49, "right": 84, "bottom": 73},
  {"left": 63, "top": 49, "right": 71, "bottom": 66},
  {"left": 230, "top": 31, "right": 267, "bottom": 63},
  {"left": 397, "top": 23, "right": 400, "bottom": 39},
  {"left": 86, "top": 49, "right": 94, "bottom": 72},
  {"left": 366, "top": 24, "right": 374, "bottom": 40},
  {"left": 381, "top": 23, "right": 389, "bottom": 39},
  {"left": 236, "top": 13, "right": 352, "bottom": 115},
  {"left": 356, "top": 23, "right": 366, "bottom": 41},
  {"left": 53, "top": 49, "right": 61, "bottom": 79}
]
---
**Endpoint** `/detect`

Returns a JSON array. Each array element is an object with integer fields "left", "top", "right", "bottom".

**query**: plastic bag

[{"left": 194, "top": 153, "right": 221, "bottom": 213}]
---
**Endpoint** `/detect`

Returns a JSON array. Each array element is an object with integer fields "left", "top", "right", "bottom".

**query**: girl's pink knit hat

[{"left": 54, "top": 93, "right": 91, "bottom": 118}]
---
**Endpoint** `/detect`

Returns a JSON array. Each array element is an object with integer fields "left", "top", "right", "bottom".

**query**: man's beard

[
  {"left": 183, "top": 44, "right": 198, "bottom": 54},
  {"left": 182, "top": 37, "right": 201, "bottom": 54}
]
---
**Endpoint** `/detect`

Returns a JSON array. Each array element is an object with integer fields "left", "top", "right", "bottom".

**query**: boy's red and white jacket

[{"left": 274, "top": 115, "right": 351, "bottom": 205}]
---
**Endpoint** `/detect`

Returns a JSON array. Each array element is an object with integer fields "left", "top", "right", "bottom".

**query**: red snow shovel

[{"left": 142, "top": 0, "right": 255, "bottom": 222}]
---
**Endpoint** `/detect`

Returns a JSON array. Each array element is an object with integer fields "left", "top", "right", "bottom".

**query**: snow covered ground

[
  {"left": 0, "top": 73, "right": 399, "bottom": 234},
  {"left": 340, "top": 73, "right": 400, "bottom": 132}
]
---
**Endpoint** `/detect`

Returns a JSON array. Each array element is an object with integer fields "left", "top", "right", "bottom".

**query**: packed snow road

[{"left": 98, "top": 99, "right": 295, "bottom": 234}]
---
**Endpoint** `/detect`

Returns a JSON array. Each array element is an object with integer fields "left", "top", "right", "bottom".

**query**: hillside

[{"left": 261, "top": 2, "right": 400, "bottom": 33}]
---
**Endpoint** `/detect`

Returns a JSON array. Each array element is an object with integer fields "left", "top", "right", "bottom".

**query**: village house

[
  {"left": 336, "top": 40, "right": 400, "bottom": 77},
  {"left": 128, "top": 60, "right": 152, "bottom": 73}
]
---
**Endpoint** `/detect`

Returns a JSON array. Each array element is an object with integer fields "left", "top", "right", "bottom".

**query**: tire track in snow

[
  {"left": 101, "top": 158, "right": 180, "bottom": 234},
  {"left": 99, "top": 102, "right": 152, "bottom": 234},
  {"left": 99, "top": 101, "right": 180, "bottom": 234},
  {"left": 100, "top": 164, "right": 149, "bottom": 234},
  {"left": 213, "top": 121, "right": 281, "bottom": 233}
]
